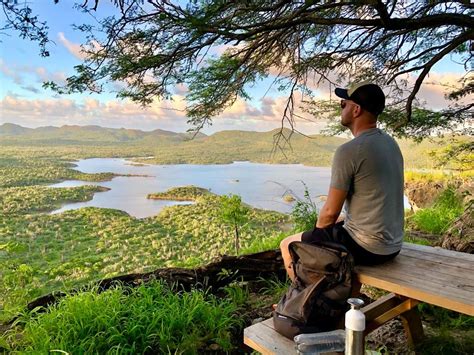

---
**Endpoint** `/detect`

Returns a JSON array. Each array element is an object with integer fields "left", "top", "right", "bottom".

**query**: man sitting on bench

[{"left": 281, "top": 81, "right": 404, "bottom": 279}]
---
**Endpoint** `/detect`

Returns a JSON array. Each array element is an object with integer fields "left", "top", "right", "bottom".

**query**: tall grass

[
  {"left": 409, "top": 187, "right": 464, "bottom": 234},
  {"left": 1, "top": 281, "right": 242, "bottom": 354},
  {"left": 290, "top": 183, "right": 318, "bottom": 233}
]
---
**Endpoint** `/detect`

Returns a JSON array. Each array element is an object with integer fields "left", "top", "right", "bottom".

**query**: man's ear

[{"left": 353, "top": 104, "right": 362, "bottom": 117}]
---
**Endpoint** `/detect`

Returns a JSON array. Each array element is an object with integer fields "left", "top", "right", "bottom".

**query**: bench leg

[
  {"left": 361, "top": 294, "right": 424, "bottom": 348},
  {"left": 400, "top": 307, "right": 424, "bottom": 347},
  {"left": 351, "top": 279, "right": 362, "bottom": 297}
]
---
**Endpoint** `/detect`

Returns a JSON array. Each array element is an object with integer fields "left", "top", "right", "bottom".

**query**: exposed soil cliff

[{"left": 404, "top": 178, "right": 473, "bottom": 210}]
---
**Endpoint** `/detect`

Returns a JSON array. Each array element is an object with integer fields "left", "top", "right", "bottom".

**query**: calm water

[
  {"left": 50, "top": 158, "right": 410, "bottom": 218},
  {"left": 50, "top": 159, "right": 333, "bottom": 217}
]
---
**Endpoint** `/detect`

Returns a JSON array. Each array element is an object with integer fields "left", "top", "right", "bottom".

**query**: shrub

[
  {"left": 410, "top": 187, "right": 464, "bottom": 234},
  {"left": 1, "top": 281, "right": 242, "bottom": 354},
  {"left": 291, "top": 183, "right": 318, "bottom": 232}
]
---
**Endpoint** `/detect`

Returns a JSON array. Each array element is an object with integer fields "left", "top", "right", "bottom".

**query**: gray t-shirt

[{"left": 330, "top": 128, "right": 404, "bottom": 255}]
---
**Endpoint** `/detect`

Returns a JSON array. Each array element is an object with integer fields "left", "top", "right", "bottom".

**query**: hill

[
  {"left": 1, "top": 123, "right": 468, "bottom": 169},
  {"left": 0, "top": 123, "right": 205, "bottom": 145}
]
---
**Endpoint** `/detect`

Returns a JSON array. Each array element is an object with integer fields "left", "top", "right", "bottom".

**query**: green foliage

[
  {"left": 410, "top": 187, "right": 464, "bottom": 234},
  {"left": 240, "top": 232, "right": 287, "bottom": 255},
  {"left": 1, "top": 281, "right": 242, "bottom": 353},
  {"left": 429, "top": 139, "right": 474, "bottom": 173},
  {"left": 0, "top": 190, "right": 287, "bottom": 321},
  {"left": 259, "top": 276, "right": 290, "bottom": 302},
  {"left": 0, "top": 185, "right": 108, "bottom": 214},
  {"left": 418, "top": 303, "right": 474, "bottom": 330},
  {"left": 219, "top": 194, "right": 250, "bottom": 254},
  {"left": 290, "top": 184, "right": 318, "bottom": 233},
  {"left": 2, "top": 124, "right": 469, "bottom": 170},
  {"left": 148, "top": 185, "right": 211, "bottom": 201}
]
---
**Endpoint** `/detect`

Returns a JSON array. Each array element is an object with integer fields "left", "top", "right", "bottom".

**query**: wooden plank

[
  {"left": 357, "top": 256, "right": 474, "bottom": 297},
  {"left": 402, "top": 243, "right": 474, "bottom": 263},
  {"left": 356, "top": 260, "right": 474, "bottom": 305},
  {"left": 400, "top": 307, "right": 425, "bottom": 347},
  {"left": 362, "top": 293, "right": 401, "bottom": 322},
  {"left": 356, "top": 271, "right": 474, "bottom": 315},
  {"left": 244, "top": 318, "right": 296, "bottom": 354},
  {"left": 401, "top": 248, "right": 474, "bottom": 269},
  {"left": 357, "top": 264, "right": 473, "bottom": 304},
  {"left": 367, "top": 298, "right": 419, "bottom": 333}
]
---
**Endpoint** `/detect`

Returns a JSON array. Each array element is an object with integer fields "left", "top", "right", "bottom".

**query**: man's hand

[{"left": 316, "top": 187, "right": 347, "bottom": 228}]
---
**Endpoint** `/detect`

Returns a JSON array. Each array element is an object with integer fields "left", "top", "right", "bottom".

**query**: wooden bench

[{"left": 244, "top": 243, "right": 474, "bottom": 354}]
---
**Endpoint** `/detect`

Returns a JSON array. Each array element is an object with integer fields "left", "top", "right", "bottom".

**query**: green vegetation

[
  {"left": 416, "top": 304, "right": 474, "bottom": 355},
  {"left": 147, "top": 185, "right": 211, "bottom": 201},
  {"left": 290, "top": 184, "right": 318, "bottom": 233},
  {"left": 409, "top": 187, "right": 464, "bottom": 235},
  {"left": 0, "top": 186, "right": 287, "bottom": 322},
  {"left": 219, "top": 194, "right": 250, "bottom": 254},
  {"left": 0, "top": 132, "right": 472, "bottom": 353},
  {"left": 405, "top": 170, "right": 474, "bottom": 183},
  {"left": 1, "top": 281, "right": 242, "bottom": 354},
  {"left": 3, "top": 123, "right": 471, "bottom": 170},
  {"left": 0, "top": 185, "right": 108, "bottom": 214}
]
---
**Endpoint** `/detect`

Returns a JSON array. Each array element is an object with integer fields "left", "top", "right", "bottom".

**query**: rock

[{"left": 437, "top": 205, "right": 474, "bottom": 253}]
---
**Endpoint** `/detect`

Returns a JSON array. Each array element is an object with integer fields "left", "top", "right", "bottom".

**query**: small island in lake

[{"left": 147, "top": 186, "right": 211, "bottom": 201}]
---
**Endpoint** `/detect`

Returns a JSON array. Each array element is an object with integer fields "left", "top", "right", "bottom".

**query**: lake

[{"left": 50, "top": 158, "right": 410, "bottom": 218}]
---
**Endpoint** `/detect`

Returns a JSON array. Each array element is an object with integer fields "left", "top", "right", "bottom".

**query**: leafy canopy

[{"left": 3, "top": 1, "right": 474, "bottom": 141}]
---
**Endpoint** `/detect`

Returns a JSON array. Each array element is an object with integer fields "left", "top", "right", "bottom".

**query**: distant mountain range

[
  {"left": 0, "top": 123, "right": 459, "bottom": 169},
  {"left": 0, "top": 123, "right": 205, "bottom": 143}
]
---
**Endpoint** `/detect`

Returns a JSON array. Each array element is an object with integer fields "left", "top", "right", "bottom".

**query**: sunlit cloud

[
  {"left": 0, "top": 95, "right": 187, "bottom": 131},
  {"left": 34, "top": 67, "right": 68, "bottom": 85},
  {"left": 0, "top": 59, "right": 68, "bottom": 89},
  {"left": 57, "top": 32, "right": 102, "bottom": 61},
  {"left": 58, "top": 32, "right": 86, "bottom": 60},
  {"left": 0, "top": 92, "right": 329, "bottom": 134},
  {"left": 4, "top": 71, "right": 464, "bottom": 134}
]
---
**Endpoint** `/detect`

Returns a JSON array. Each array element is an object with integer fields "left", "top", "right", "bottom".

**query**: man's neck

[{"left": 350, "top": 121, "right": 377, "bottom": 137}]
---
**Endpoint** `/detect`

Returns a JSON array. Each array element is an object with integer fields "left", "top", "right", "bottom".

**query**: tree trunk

[
  {"left": 234, "top": 224, "right": 240, "bottom": 254},
  {"left": 19, "top": 249, "right": 285, "bottom": 321}
]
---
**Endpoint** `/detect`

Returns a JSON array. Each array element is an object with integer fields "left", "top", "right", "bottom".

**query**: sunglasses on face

[{"left": 340, "top": 100, "right": 359, "bottom": 109}]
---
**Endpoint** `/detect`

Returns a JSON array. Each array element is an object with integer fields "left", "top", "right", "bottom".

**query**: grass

[
  {"left": 0, "top": 188, "right": 288, "bottom": 322},
  {"left": 1, "top": 281, "right": 243, "bottom": 354},
  {"left": 416, "top": 328, "right": 474, "bottom": 355},
  {"left": 1, "top": 143, "right": 472, "bottom": 353},
  {"left": 147, "top": 186, "right": 211, "bottom": 201},
  {"left": 408, "top": 187, "right": 464, "bottom": 234},
  {"left": 405, "top": 169, "right": 474, "bottom": 183}
]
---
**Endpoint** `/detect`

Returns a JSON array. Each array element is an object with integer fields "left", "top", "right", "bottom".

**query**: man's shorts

[{"left": 301, "top": 222, "right": 399, "bottom": 265}]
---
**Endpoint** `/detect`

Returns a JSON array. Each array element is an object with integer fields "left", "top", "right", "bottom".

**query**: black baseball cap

[{"left": 335, "top": 81, "right": 385, "bottom": 116}]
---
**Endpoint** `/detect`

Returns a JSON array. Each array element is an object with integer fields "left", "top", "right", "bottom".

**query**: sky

[{"left": 0, "top": 1, "right": 470, "bottom": 135}]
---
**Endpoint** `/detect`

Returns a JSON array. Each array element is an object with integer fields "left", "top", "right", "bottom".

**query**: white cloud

[
  {"left": 0, "top": 59, "right": 67, "bottom": 89},
  {"left": 4, "top": 70, "right": 465, "bottom": 133},
  {"left": 58, "top": 32, "right": 86, "bottom": 60},
  {"left": 0, "top": 93, "right": 329, "bottom": 134},
  {"left": 57, "top": 32, "right": 103, "bottom": 61}
]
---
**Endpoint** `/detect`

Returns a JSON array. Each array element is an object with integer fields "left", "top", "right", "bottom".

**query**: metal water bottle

[{"left": 345, "top": 298, "right": 365, "bottom": 355}]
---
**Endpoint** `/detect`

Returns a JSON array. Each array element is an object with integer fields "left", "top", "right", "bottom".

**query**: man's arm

[{"left": 316, "top": 187, "right": 348, "bottom": 228}]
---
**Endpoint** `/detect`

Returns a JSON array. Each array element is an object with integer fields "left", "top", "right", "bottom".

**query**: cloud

[
  {"left": 0, "top": 95, "right": 189, "bottom": 131},
  {"left": 414, "top": 72, "right": 473, "bottom": 109},
  {"left": 58, "top": 32, "right": 85, "bottom": 60},
  {"left": 34, "top": 67, "right": 67, "bottom": 85},
  {"left": 0, "top": 92, "right": 329, "bottom": 134},
  {"left": 57, "top": 32, "right": 102, "bottom": 61},
  {"left": 21, "top": 85, "right": 41, "bottom": 94},
  {"left": 0, "top": 58, "right": 23, "bottom": 84},
  {"left": 0, "top": 59, "right": 67, "bottom": 89}
]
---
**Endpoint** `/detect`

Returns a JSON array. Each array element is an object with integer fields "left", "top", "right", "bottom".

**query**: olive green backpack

[{"left": 273, "top": 241, "right": 354, "bottom": 339}]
